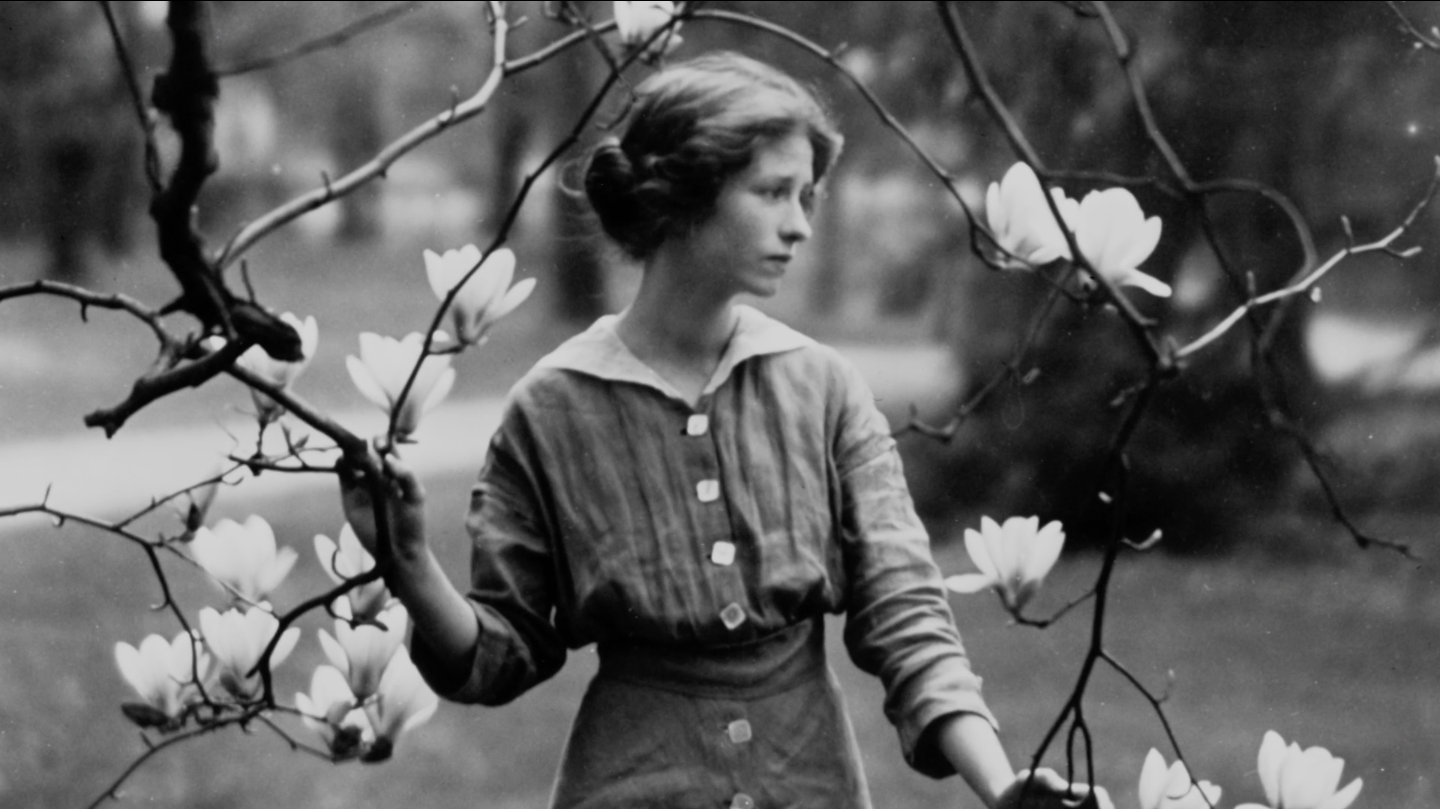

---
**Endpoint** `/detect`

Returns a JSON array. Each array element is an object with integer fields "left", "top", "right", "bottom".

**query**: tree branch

[
  {"left": 1386, "top": 0, "right": 1440, "bottom": 50},
  {"left": 216, "top": 1, "right": 421, "bottom": 76},
  {"left": 0, "top": 280, "right": 175, "bottom": 348},
  {"left": 98, "top": 0, "right": 163, "bottom": 192},
  {"left": 1175, "top": 158, "right": 1440, "bottom": 362},
  {"left": 218, "top": 1, "right": 520, "bottom": 269}
]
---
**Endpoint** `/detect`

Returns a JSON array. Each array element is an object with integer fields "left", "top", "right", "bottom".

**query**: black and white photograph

[{"left": 1, "top": 2, "right": 1437, "bottom": 807}]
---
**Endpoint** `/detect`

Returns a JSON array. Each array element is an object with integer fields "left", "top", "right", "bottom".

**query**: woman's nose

[{"left": 780, "top": 199, "right": 812, "bottom": 244}]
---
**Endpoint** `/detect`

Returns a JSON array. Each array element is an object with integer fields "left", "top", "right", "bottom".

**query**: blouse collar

[{"left": 534, "top": 304, "right": 814, "bottom": 403}]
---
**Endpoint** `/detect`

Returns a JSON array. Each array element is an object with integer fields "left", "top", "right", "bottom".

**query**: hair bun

[{"left": 584, "top": 140, "right": 649, "bottom": 257}]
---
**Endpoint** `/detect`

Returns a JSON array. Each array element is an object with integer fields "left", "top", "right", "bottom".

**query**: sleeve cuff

[{"left": 895, "top": 663, "right": 999, "bottom": 779}]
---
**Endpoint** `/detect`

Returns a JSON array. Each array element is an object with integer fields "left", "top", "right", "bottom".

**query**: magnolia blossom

[
  {"left": 296, "top": 664, "right": 374, "bottom": 758},
  {"left": 346, "top": 332, "right": 457, "bottom": 437},
  {"left": 1236, "top": 731, "right": 1362, "bottom": 809},
  {"left": 614, "top": 1, "right": 682, "bottom": 55},
  {"left": 362, "top": 650, "right": 438, "bottom": 761},
  {"left": 315, "top": 523, "right": 390, "bottom": 622},
  {"left": 945, "top": 515, "right": 1065, "bottom": 612},
  {"left": 1074, "top": 187, "right": 1171, "bottom": 298},
  {"left": 1139, "top": 749, "right": 1222, "bottom": 809},
  {"left": 114, "top": 631, "right": 208, "bottom": 724},
  {"left": 985, "top": 162, "right": 1078, "bottom": 267},
  {"left": 199, "top": 605, "right": 301, "bottom": 701},
  {"left": 424, "top": 245, "right": 535, "bottom": 345},
  {"left": 188, "top": 515, "right": 297, "bottom": 604},
  {"left": 318, "top": 601, "right": 408, "bottom": 701},
  {"left": 235, "top": 312, "right": 319, "bottom": 418}
]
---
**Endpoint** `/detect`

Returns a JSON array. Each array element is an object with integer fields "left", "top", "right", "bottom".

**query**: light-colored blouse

[{"left": 411, "top": 304, "right": 994, "bottom": 797}]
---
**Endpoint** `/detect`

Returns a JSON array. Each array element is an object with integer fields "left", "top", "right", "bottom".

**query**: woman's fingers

[
  {"left": 1011, "top": 769, "right": 1112, "bottom": 809},
  {"left": 382, "top": 454, "right": 426, "bottom": 504}
]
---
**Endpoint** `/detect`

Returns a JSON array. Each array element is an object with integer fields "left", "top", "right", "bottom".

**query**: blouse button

[
  {"left": 696, "top": 479, "right": 720, "bottom": 502},
  {"left": 720, "top": 602, "right": 746, "bottom": 630},
  {"left": 730, "top": 793, "right": 755, "bottom": 809},
  {"left": 727, "top": 719, "right": 753, "bottom": 744},
  {"left": 710, "top": 541, "right": 736, "bottom": 566},
  {"left": 686, "top": 414, "right": 710, "bottom": 436}
]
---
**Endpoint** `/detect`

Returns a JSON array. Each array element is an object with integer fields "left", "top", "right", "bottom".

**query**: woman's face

[{"left": 668, "top": 131, "right": 816, "bottom": 300}]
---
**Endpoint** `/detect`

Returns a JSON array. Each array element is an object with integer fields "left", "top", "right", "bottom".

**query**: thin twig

[
  {"left": 116, "top": 463, "right": 245, "bottom": 529},
  {"left": 216, "top": 2, "right": 421, "bottom": 76},
  {"left": 1099, "top": 651, "right": 1217, "bottom": 809},
  {"left": 220, "top": 1, "right": 542, "bottom": 268},
  {"left": 98, "top": 0, "right": 163, "bottom": 192},
  {"left": 1386, "top": 0, "right": 1440, "bottom": 50},
  {"left": 0, "top": 280, "right": 174, "bottom": 348},
  {"left": 1013, "top": 586, "right": 1097, "bottom": 629},
  {"left": 897, "top": 280, "right": 1067, "bottom": 439},
  {"left": 1175, "top": 158, "right": 1440, "bottom": 362},
  {"left": 84, "top": 723, "right": 224, "bottom": 809}
]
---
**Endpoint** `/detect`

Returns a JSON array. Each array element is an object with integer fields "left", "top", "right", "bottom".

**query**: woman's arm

[
  {"left": 935, "top": 713, "right": 1112, "bottom": 809},
  {"left": 935, "top": 713, "right": 1015, "bottom": 808},
  {"left": 339, "top": 455, "right": 481, "bottom": 691}
]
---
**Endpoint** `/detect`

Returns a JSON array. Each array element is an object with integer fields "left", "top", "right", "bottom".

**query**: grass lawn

[
  {"left": 0, "top": 462, "right": 1435, "bottom": 809},
  {"left": 3, "top": 237, "right": 1437, "bottom": 807}
]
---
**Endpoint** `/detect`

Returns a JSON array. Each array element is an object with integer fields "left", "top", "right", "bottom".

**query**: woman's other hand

[
  {"left": 996, "top": 768, "right": 1113, "bottom": 809},
  {"left": 338, "top": 451, "right": 428, "bottom": 564}
]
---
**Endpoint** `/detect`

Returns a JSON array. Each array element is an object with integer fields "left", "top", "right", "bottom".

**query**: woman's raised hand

[
  {"left": 995, "top": 768, "right": 1113, "bottom": 809},
  {"left": 337, "top": 450, "right": 429, "bottom": 564}
]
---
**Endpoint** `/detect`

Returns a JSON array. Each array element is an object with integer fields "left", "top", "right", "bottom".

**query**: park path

[
  {"left": 0, "top": 342, "right": 958, "bottom": 533},
  {"left": 0, "top": 396, "right": 507, "bottom": 534}
]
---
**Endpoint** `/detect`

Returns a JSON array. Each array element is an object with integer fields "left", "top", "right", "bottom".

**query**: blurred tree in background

[{"left": 0, "top": 1, "right": 143, "bottom": 281}]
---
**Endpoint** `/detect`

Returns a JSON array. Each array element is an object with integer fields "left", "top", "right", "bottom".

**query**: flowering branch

[
  {"left": 936, "top": 1, "right": 1165, "bottom": 362},
  {"left": 1386, "top": 0, "right": 1440, "bottom": 50},
  {"left": 385, "top": 4, "right": 647, "bottom": 444}
]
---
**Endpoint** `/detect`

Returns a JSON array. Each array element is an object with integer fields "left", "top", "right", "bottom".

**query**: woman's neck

[{"left": 615, "top": 257, "right": 738, "bottom": 399}]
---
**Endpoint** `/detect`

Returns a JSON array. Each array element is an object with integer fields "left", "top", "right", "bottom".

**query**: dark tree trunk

[
  {"left": 331, "top": 67, "right": 384, "bottom": 242},
  {"left": 43, "top": 137, "right": 96, "bottom": 282}
]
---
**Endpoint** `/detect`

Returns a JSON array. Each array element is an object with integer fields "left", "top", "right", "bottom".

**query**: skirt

[{"left": 547, "top": 618, "right": 873, "bottom": 809}]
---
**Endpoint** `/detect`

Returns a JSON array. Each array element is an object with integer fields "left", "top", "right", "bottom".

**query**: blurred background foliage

[{"left": 2, "top": 0, "right": 1440, "bottom": 555}]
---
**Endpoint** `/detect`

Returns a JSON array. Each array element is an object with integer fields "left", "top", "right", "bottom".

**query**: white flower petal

[
  {"left": 347, "top": 355, "right": 392, "bottom": 411},
  {"left": 962, "top": 528, "right": 997, "bottom": 582},
  {"left": 1138, "top": 748, "right": 1168, "bottom": 809},
  {"left": 944, "top": 573, "right": 995, "bottom": 594},
  {"left": 1318, "top": 778, "right": 1362, "bottom": 809},
  {"left": 1258, "top": 730, "right": 1287, "bottom": 807},
  {"left": 318, "top": 629, "right": 349, "bottom": 674}
]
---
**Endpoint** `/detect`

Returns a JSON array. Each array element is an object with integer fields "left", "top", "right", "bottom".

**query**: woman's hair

[{"left": 583, "top": 52, "right": 844, "bottom": 261}]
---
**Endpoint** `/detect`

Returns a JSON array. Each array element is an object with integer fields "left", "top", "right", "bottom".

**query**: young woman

[{"left": 343, "top": 52, "right": 1106, "bottom": 809}]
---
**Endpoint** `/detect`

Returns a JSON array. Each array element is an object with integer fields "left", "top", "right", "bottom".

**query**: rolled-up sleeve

[
  {"left": 410, "top": 402, "right": 567, "bottom": 706},
  {"left": 833, "top": 359, "right": 997, "bottom": 779}
]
